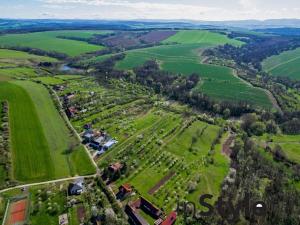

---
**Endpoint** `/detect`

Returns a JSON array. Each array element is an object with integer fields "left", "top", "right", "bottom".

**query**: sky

[{"left": 1, "top": 0, "right": 300, "bottom": 21}]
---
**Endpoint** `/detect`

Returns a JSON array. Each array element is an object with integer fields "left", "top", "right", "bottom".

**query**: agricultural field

[
  {"left": 262, "top": 47, "right": 300, "bottom": 80},
  {"left": 57, "top": 77, "right": 230, "bottom": 213},
  {"left": 162, "top": 30, "right": 243, "bottom": 46},
  {"left": 0, "top": 31, "right": 108, "bottom": 56},
  {"left": 112, "top": 42, "right": 272, "bottom": 108},
  {"left": 0, "top": 80, "right": 95, "bottom": 182},
  {"left": 0, "top": 49, "right": 57, "bottom": 63}
]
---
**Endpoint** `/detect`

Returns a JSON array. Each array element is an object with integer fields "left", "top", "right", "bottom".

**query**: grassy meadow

[
  {"left": 262, "top": 47, "right": 300, "bottom": 80},
  {"left": 0, "top": 30, "right": 107, "bottom": 56}
]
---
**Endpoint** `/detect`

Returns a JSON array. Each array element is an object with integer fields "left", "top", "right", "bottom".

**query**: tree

[
  {"left": 250, "top": 121, "right": 266, "bottom": 136},
  {"left": 223, "top": 108, "right": 231, "bottom": 119}
]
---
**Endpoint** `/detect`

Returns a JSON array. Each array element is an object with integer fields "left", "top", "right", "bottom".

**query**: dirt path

[
  {"left": 231, "top": 70, "right": 283, "bottom": 114},
  {"left": 52, "top": 89, "right": 98, "bottom": 170},
  {"left": 148, "top": 171, "right": 176, "bottom": 195},
  {"left": 222, "top": 133, "right": 236, "bottom": 157}
]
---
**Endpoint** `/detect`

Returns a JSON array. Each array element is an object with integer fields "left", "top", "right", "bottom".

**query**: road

[{"left": 0, "top": 174, "right": 97, "bottom": 194}]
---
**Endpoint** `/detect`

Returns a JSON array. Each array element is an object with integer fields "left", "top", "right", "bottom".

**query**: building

[
  {"left": 125, "top": 205, "right": 149, "bottom": 225},
  {"left": 103, "top": 139, "right": 117, "bottom": 150},
  {"left": 59, "top": 214, "right": 69, "bottom": 225},
  {"left": 161, "top": 212, "right": 177, "bottom": 225},
  {"left": 140, "top": 197, "right": 162, "bottom": 219},
  {"left": 117, "top": 183, "right": 133, "bottom": 200},
  {"left": 68, "top": 178, "right": 84, "bottom": 195},
  {"left": 108, "top": 162, "right": 123, "bottom": 173}
]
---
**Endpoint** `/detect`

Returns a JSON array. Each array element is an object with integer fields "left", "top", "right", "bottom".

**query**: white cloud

[{"left": 26, "top": 0, "right": 300, "bottom": 20}]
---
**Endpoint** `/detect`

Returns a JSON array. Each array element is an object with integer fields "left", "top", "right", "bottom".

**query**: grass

[
  {"left": 262, "top": 47, "right": 300, "bottom": 80},
  {"left": 0, "top": 31, "right": 106, "bottom": 57},
  {"left": 56, "top": 77, "right": 230, "bottom": 214},
  {"left": 0, "top": 80, "right": 95, "bottom": 182},
  {"left": 33, "top": 76, "right": 64, "bottom": 85},
  {"left": 14, "top": 81, "right": 96, "bottom": 177},
  {"left": 260, "top": 134, "right": 300, "bottom": 164},
  {"left": 0, "top": 67, "right": 37, "bottom": 78},
  {"left": 114, "top": 43, "right": 272, "bottom": 108},
  {"left": 162, "top": 30, "right": 243, "bottom": 46},
  {"left": 55, "top": 75, "right": 85, "bottom": 80},
  {"left": 0, "top": 49, "right": 56, "bottom": 62},
  {"left": 0, "top": 81, "right": 53, "bottom": 181}
]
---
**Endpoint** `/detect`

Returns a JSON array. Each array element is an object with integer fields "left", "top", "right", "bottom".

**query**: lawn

[
  {"left": 262, "top": 47, "right": 300, "bottom": 80},
  {"left": 0, "top": 31, "right": 106, "bottom": 56},
  {"left": 114, "top": 43, "right": 272, "bottom": 108},
  {"left": 0, "top": 80, "right": 95, "bottom": 182},
  {"left": 162, "top": 30, "right": 243, "bottom": 46}
]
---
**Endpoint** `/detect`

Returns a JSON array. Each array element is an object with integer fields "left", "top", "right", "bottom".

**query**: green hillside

[
  {"left": 262, "top": 47, "right": 300, "bottom": 80},
  {"left": 0, "top": 30, "right": 107, "bottom": 56}
]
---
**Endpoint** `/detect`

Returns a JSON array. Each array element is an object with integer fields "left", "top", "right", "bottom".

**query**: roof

[
  {"left": 109, "top": 162, "right": 123, "bottom": 171},
  {"left": 120, "top": 183, "right": 132, "bottom": 193},
  {"left": 59, "top": 214, "right": 69, "bottom": 225},
  {"left": 125, "top": 205, "right": 149, "bottom": 225},
  {"left": 104, "top": 139, "right": 117, "bottom": 148},
  {"left": 161, "top": 211, "right": 177, "bottom": 225}
]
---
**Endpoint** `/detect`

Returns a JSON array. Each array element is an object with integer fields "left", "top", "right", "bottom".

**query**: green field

[
  {"left": 0, "top": 49, "right": 57, "bottom": 62},
  {"left": 162, "top": 30, "right": 243, "bottom": 46},
  {"left": 0, "top": 31, "right": 107, "bottom": 56},
  {"left": 114, "top": 43, "right": 272, "bottom": 108},
  {"left": 260, "top": 134, "right": 300, "bottom": 164},
  {"left": 33, "top": 76, "right": 65, "bottom": 85},
  {"left": 0, "top": 80, "right": 95, "bottom": 182},
  {"left": 262, "top": 47, "right": 300, "bottom": 80}
]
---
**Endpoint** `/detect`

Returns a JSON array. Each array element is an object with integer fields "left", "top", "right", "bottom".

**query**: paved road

[{"left": 0, "top": 174, "right": 97, "bottom": 194}]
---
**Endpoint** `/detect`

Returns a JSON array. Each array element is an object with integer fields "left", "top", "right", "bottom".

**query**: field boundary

[{"left": 148, "top": 171, "right": 176, "bottom": 195}]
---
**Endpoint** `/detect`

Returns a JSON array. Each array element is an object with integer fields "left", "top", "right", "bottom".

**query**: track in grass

[
  {"left": 0, "top": 31, "right": 108, "bottom": 56},
  {"left": 262, "top": 47, "right": 300, "bottom": 80}
]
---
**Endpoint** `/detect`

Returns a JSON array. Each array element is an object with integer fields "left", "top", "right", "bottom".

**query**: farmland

[
  {"left": 162, "top": 30, "right": 243, "bottom": 46},
  {"left": 0, "top": 31, "right": 108, "bottom": 56},
  {"left": 0, "top": 80, "right": 95, "bottom": 182},
  {"left": 56, "top": 76, "right": 230, "bottom": 213},
  {"left": 262, "top": 47, "right": 300, "bottom": 80},
  {"left": 113, "top": 42, "right": 272, "bottom": 108}
]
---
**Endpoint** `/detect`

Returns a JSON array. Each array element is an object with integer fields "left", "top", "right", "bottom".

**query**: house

[
  {"left": 103, "top": 139, "right": 117, "bottom": 150},
  {"left": 83, "top": 123, "right": 92, "bottom": 130},
  {"left": 53, "top": 85, "right": 65, "bottom": 91},
  {"left": 82, "top": 130, "right": 94, "bottom": 143},
  {"left": 125, "top": 205, "right": 149, "bottom": 225},
  {"left": 161, "top": 212, "right": 177, "bottom": 225},
  {"left": 108, "top": 162, "right": 123, "bottom": 173},
  {"left": 140, "top": 197, "right": 162, "bottom": 219},
  {"left": 68, "top": 178, "right": 84, "bottom": 195},
  {"left": 65, "top": 106, "right": 78, "bottom": 118},
  {"left": 59, "top": 214, "right": 69, "bottom": 225},
  {"left": 117, "top": 183, "right": 133, "bottom": 200}
]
